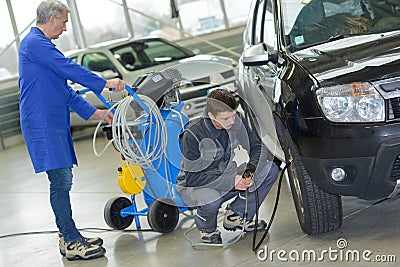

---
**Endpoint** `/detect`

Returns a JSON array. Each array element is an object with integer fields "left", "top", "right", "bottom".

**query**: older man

[{"left": 18, "top": 0, "right": 126, "bottom": 261}]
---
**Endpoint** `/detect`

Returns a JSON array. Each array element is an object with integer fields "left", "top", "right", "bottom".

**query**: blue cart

[{"left": 80, "top": 69, "right": 191, "bottom": 233}]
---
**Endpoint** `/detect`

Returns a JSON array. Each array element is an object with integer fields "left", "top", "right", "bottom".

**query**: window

[
  {"left": 224, "top": 0, "right": 252, "bottom": 27},
  {"left": 126, "top": 0, "right": 176, "bottom": 39},
  {"left": 76, "top": 0, "right": 127, "bottom": 46},
  {"left": 144, "top": 40, "right": 190, "bottom": 62},
  {"left": 252, "top": 0, "right": 276, "bottom": 49},
  {"left": 111, "top": 40, "right": 193, "bottom": 71},
  {"left": 253, "top": 0, "right": 266, "bottom": 44},
  {"left": 82, "top": 53, "right": 116, "bottom": 73},
  {"left": 179, "top": 0, "right": 226, "bottom": 35},
  {"left": 243, "top": 0, "right": 258, "bottom": 46},
  {"left": 0, "top": 0, "right": 24, "bottom": 76},
  {"left": 263, "top": 0, "right": 277, "bottom": 49},
  {"left": 69, "top": 57, "right": 78, "bottom": 63}
]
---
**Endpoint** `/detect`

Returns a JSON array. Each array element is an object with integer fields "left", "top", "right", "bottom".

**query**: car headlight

[{"left": 316, "top": 82, "right": 384, "bottom": 122}]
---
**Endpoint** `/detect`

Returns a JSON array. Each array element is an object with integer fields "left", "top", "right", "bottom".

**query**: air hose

[
  {"left": 252, "top": 160, "right": 292, "bottom": 252},
  {"left": 92, "top": 93, "right": 173, "bottom": 197},
  {"left": 183, "top": 160, "right": 292, "bottom": 248},
  {"left": 93, "top": 94, "right": 167, "bottom": 171}
]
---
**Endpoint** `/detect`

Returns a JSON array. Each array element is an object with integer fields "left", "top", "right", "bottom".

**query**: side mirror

[
  {"left": 101, "top": 70, "right": 120, "bottom": 79},
  {"left": 242, "top": 43, "right": 278, "bottom": 66}
]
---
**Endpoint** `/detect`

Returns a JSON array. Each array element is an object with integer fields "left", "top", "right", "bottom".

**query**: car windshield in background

[
  {"left": 282, "top": 0, "right": 400, "bottom": 51},
  {"left": 110, "top": 39, "right": 195, "bottom": 71}
]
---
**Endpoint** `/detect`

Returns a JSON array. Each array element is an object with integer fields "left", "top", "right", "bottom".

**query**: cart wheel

[
  {"left": 147, "top": 198, "right": 179, "bottom": 233},
  {"left": 104, "top": 197, "right": 133, "bottom": 230}
]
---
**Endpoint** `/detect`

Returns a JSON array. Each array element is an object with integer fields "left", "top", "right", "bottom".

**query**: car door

[{"left": 239, "top": 0, "right": 284, "bottom": 160}]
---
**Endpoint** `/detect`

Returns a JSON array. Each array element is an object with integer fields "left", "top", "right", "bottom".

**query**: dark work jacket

[{"left": 176, "top": 112, "right": 266, "bottom": 191}]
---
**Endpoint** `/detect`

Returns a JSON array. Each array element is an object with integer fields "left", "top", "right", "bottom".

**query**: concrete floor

[{"left": 0, "top": 131, "right": 399, "bottom": 267}]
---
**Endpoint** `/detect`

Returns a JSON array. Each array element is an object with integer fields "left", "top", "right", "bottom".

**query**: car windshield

[
  {"left": 111, "top": 39, "right": 194, "bottom": 71},
  {"left": 282, "top": 0, "right": 400, "bottom": 51}
]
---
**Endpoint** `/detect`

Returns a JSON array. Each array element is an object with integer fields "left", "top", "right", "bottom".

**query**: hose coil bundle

[
  {"left": 112, "top": 94, "right": 167, "bottom": 171},
  {"left": 93, "top": 94, "right": 168, "bottom": 172}
]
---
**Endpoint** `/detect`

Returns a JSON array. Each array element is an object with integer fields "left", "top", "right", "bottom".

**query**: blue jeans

[{"left": 46, "top": 168, "right": 81, "bottom": 242}]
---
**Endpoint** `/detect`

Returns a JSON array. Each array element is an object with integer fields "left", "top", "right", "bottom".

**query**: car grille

[
  {"left": 388, "top": 98, "right": 400, "bottom": 120},
  {"left": 221, "top": 69, "right": 235, "bottom": 79},
  {"left": 192, "top": 77, "right": 211, "bottom": 86},
  {"left": 390, "top": 155, "right": 400, "bottom": 182},
  {"left": 377, "top": 78, "right": 400, "bottom": 120},
  {"left": 180, "top": 87, "right": 211, "bottom": 100},
  {"left": 183, "top": 96, "right": 207, "bottom": 117}
]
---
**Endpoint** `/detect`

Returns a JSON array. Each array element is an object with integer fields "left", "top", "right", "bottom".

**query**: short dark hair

[{"left": 206, "top": 88, "right": 238, "bottom": 116}]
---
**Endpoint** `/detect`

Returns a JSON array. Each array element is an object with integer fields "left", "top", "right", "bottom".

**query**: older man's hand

[
  {"left": 93, "top": 109, "right": 113, "bottom": 125},
  {"left": 105, "top": 78, "right": 126, "bottom": 92}
]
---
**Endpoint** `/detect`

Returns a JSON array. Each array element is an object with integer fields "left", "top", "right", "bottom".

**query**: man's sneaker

[
  {"left": 65, "top": 237, "right": 106, "bottom": 261},
  {"left": 59, "top": 233, "right": 103, "bottom": 256},
  {"left": 223, "top": 209, "right": 267, "bottom": 232},
  {"left": 200, "top": 230, "right": 222, "bottom": 244}
]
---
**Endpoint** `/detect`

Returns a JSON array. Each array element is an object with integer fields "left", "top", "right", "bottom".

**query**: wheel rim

[{"left": 155, "top": 204, "right": 178, "bottom": 230}]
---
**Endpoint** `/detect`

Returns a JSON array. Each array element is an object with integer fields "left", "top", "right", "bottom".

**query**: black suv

[{"left": 237, "top": 0, "right": 400, "bottom": 235}]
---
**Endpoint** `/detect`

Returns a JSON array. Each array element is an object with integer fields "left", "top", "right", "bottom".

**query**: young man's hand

[{"left": 235, "top": 175, "right": 253, "bottom": 191}]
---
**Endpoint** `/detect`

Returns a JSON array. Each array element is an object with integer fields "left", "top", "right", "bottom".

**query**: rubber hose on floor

[{"left": 252, "top": 160, "right": 292, "bottom": 252}]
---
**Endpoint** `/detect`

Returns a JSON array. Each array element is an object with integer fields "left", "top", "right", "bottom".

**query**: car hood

[
  {"left": 292, "top": 31, "right": 400, "bottom": 84},
  {"left": 180, "top": 54, "right": 234, "bottom": 65},
  {"left": 121, "top": 54, "right": 235, "bottom": 86},
  {"left": 177, "top": 54, "right": 235, "bottom": 79}
]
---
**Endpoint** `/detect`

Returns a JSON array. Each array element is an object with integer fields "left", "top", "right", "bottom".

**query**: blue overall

[{"left": 18, "top": 27, "right": 107, "bottom": 242}]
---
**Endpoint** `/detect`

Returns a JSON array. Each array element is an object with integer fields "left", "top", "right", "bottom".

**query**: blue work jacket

[{"left": 18, "top": 27, "right": 106, "bottom": 173}]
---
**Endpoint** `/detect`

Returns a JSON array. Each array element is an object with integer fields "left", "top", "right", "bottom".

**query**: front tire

[{"left": 284, "top": 133, "right": 343, "bottom": 234}]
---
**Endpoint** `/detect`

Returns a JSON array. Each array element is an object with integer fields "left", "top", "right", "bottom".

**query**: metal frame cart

[{"left": 81, "top": 69, "right": 190, "bottom": 233}]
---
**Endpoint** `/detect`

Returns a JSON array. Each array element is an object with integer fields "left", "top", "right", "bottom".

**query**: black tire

[
  {"left": 147, "top": 198, "right": 179, "bottom": 233},
  {"left": 104, "top": 197, "right": 134, "bottom": 230},
  {"left": 284, "top": 133, "right": 343, "bottom": 235}
]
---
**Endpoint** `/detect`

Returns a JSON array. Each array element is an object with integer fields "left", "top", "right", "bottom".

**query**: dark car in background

[
  {"left": 237, "top": 0, "right": 400, "bottom": 235},
  {"left": 66, "top": 37, "right": 237, "bottom": 127}
]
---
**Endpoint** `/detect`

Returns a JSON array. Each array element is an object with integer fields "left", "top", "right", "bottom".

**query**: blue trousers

[
  {"left": 46, "top": 168, "right": 81, "bottom": 242},
  {"left": 187, "top": 163, "right": 279, "bottom": 232}
]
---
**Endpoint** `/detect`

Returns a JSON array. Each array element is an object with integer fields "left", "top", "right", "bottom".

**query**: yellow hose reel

[{"left": 117, "top": 163, "right": 146, "bottom": 195}]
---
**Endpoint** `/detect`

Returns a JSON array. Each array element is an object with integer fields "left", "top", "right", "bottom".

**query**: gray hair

[{"left": 36, "top": 0, "right": 70, "bottom": 24}]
